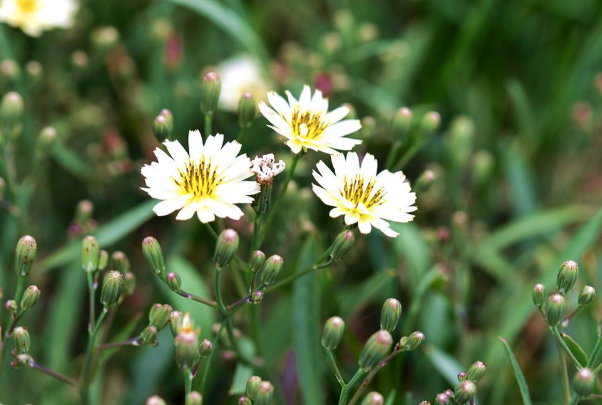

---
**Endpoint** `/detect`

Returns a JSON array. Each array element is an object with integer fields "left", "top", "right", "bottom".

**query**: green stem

[
  {"left": 87, "top": 273, "right": 96, "bottom": 333},
  {"left": 348, "top": 347, "right": 403, "bottom": 405},
  {"left": 14, "top": 276, "right": 25, "bottom": 305},
  {"left": 265, "top": 259, "right": 334, "bottom": 293},
  {"left": 557, "top": 340, "right": 571, "bottom": 405},
  {"left": 587, "top": 337, "right": 602, "bottom": 368},
  {"left": 80, "top": 309, "right": 108, "bottom": 405},
  {"left": 326, "top": 351, "right": 346, "bottom": 388},
  {"left": 568, "top": 394, "right": 580, "bottom": 405},
  {"left": 552, "top": 327, "right": 583, "bottom": 370},
  {"left": 30, "top": 360, "right": 78, "bottom": 387},
  {"left": 205, "top": 114, "right": 213, "bottom": 136},
  {"left": 0, "top": 277, "right": 26, "bottom": 381},
  {"left": 385, "top": 140, "right": 402, "bottom": 170},
  {"left": 338, "top": 369, "right": 366, "bottom": 405},
  {"left": 184, "top": 369, "right": 193, "bottom": 398},
  {"left": 200, "top": 322, "right": 226, "bottom": 395},
  {"left": 237, "top": 127, "right": 247, "bottom": 144}
]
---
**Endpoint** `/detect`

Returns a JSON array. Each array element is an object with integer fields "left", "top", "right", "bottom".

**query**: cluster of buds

[
  {"left": 171, "top": 312, "right": 212, "bottom": 372},
  {"left": 140, "top": 304, "right": 173, "bottom": 346},
  {"left": 251, "top": 154, "right": 285, "bottom": 213},
  {"left": 240, "top": 376, "right": 274, "bottom": 405},
  {"left": 248, "top": 250, "right": 283, "bottom": 290},
  {"left": 69, "top": 200, "right": 98, "bottom": 238},
  {"left": 10, "top": 327, "right": 33, "bottom": 369},
  {"left": 429, "top": 361, "right": 485, "bottom": 404},
  {"left": 152, "top": 109, "right": 173, "bottom": 143}
]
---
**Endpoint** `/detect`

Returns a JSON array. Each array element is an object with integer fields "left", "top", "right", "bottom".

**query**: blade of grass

[{"left": 499, "top": 337, "right": 533, "bottom": 405}]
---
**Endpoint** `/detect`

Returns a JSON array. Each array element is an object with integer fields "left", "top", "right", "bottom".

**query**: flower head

[
  {"left": 312, "top": 152, "right": 416, "bottom": 237},
  {"left": 251, "top": 154, "right": 285, "bottom": 185},
  {"left": 142, "top": 131, "right": 260, "bottom": 223},
  {"left": 0, "top": 0, "right": 77, "bottom": 37},
  {"left": 259, "top": 85, "right": 361, "bottom": 154},
  {"left": 218, "top": 55, "right": 270, "bottom": 111}
]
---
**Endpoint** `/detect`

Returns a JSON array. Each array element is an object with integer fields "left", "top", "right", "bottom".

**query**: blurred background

[{"left": 1, "top": 0, "right": 602, "bottom": 404}]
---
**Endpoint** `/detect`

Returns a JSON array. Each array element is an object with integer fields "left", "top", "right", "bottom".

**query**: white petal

[
  {"left": 360, "top": 153, "right": 378, "bottom": 178},
  {"left": 358, "top": 219, "right": 372, "bottom": 234},
  {"left": 205, "top": 134, "right": 224, "bottom": 155},
  {"left": 153, "top": 196, "right": 189, "bottom": 216},
  {"left": 188, "top": 130, "right": 203, "bottom": 161},
  {"left": 176, "top": 201, "right": 198, "bottom": 220},
  {"left": 299, "top": 85, "right": 312, "bottom": 110},
  {"left": 322, "top": 119, "right": 362, "bottom": 138},
  {"left": 164, "top": 140, "right": 189, "bottom": 169},
  {"left": 267, "top": 91, "right": 292, "bottom": 121},
  {"left": 326, "top": 106, "right": 349, "bottom": 124}
]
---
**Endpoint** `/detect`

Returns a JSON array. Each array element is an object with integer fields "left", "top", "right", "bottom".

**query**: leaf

[
  {"left": 502, "top": 145, "right": 537, "bottom": 217},
  {"left": 392, "top": 222, "right": 432, "bottom": 290},
  {"left": 37, "top": 200, "right": 155, "bottom": 272},
  {"left": 229, "top": 363, "right": 254, "bottom": 395},
  {"left": 499, "top": 337, "right": 533, "bottom": 405},
  {"left": 339, "top": 269, "right": 396, "bottom": 319},
  {"left": 422, "top": 344, "right": 463, "bottom": 386},
  {"left": 98, "top": 313, "right": 144, "bottom": 366},
  {"left": 50, "top": 142, "right": 96, "bottom": 181},
  {"left": 562, "top": 333, "right": 588, "bottom": 367},
  {"left": 293, "top": 236, "right": 324, "bottom": 405}
]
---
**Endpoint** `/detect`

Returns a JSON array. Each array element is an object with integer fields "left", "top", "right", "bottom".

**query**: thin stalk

[
  {"left": 237, "top": 128, "right": 247, "bottom": 144},
  {"left": 80, "top": 309, "right": 108, "bottom": 405},
  {"left": 568, "top": 394, "right": 580, "bottom": 405},
  {"left": 0, "top": 277, "right": 26, "bottom": 381},
  {"left": 587, "top": 337, "right": 602, "bottom": 368},
  {"left": 552, "top": 327, "right": 583, "bottom": 370},
  {"left": 348, "top": 346, "right": 404, "bottom": 405},
  {"left": 564, "top": 307, "right": 584, "bottom": 324},
  {"left": 385, "top": 140, "right": 402, "bottom": 170},
  {"left": 184, "top": 369, "right": 193, "bottom": 398},
  {"left": 96, "top": 337, "right": 141, "bottom": 351},
  {"left": 265, "top": 259, "right": 334, "bottom": 293},
  {"left": 176, "top": 289, "right": 218, "bottom": 308},
  {"left": 30, "top": 360, "right": 78, "bottom": 387},
  {"left": 205, "top": 114, "right": 213, "bottom": 136},
  {"left": 87, "top": 273, "right": 96, "bottom": 333},
  {"left": 338, "top": 369, "right": 366, "bottom": 405},
  {"left": 200, "top": 322, "right": 226, "bottom": 395},
  {"left": 326, "top": 351, "right": 346, "bottom": 388},
  {"left": 14, "top": 276, "right": 25, "bottom": 305},
  {"left": 557, "top": 340, "right": 571, "bottom": 405}
]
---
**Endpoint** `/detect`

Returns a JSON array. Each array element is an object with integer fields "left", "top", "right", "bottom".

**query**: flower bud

[
  {"left": 261, "top": 255, "right": 283, "bottom": 286},
  {"left": 238, "top": 92, "right": 257, "bottom": 128},
  {"left": 255, "top": 381, "right": 274, "bottom": 405},
  {"left": 146, "top": 396, "right": 167, "bottom": 405},
  {"left": 199, "top": 339, "right": 213, "bottom": 359},
  {"left": 246, "top": 376, "right": 262, "bottom": 401},
  {"left": 166, "top": 272, "right": 182, "bottom": 292},
  {"left": 532, "top": 284, "right": 546, "bottom": 308},
  {"left": 111, "top": 251, "right": 130, "bottom": 273},
  {"left": 170, "top": 311, "right": 183, "bottom": 337},
  {"left": 380, "top": 298, "right": 402, "bottom": 332},
  {"left": 98, "top": 250, "right": 109, "bottom": 272},
  {"left": 153, "top": 114, "right": 170, "bottom": 143},
  {"left": 214, "top": 229, "right": 239, "bottom": 267},
  {"left": 14, "top": 235, "right": 37, "bottom": 277},
  {"left": 322, "top": 316, "right": 345, "bottom": 351},
  {"left": 578, "top": 286, "right": 596, "bottom": 307},
  {"left": 75, "top": 199, "right": 93, "bottom": 223},
  {"left": 466, "top": 360, "right": 486, "bottom": 382},
  {"left": 435, "top": 392, "right": 452, "bottom": 404},
  {"left": 5, "top": 300, "right": 16, "bottom": 314},
  {"left": 238, "top": 396, "right": 252, "bottom": 405},
  {"left": 359, "top": 330, "right": 393, "bottom": 371},
  {"left": 100, "top": 271, "right": 124, "bottom": 309},
  {"left": 0, "top": 91, "right": 23, "bottom": 124},
  {"left": 400, "top": 331, "right": 425, "bottom": 351},
  {"left": 200, "top": 71, "right": 221, "bottom": 116},
  {"left": 175, "top": 330, "right": 200, "bottom": 370},
  {"left": 37, "top": 126, "right": 56, "bottom": 149},
  {"left": 415, "top": 169, "right": 436, "bottom": 193},
  {"left": 149, "top": 304, "right": 173, "bottom": 330},
  {"left": 330, "top": 230, "right": 355, "bottom": 262},
  {"left": 141, "top": 325, "right": 158, "bottom": 345},
  {"left": 124, "top": 272, "right": 136, "bottom": 295},
  {"left": 545, "top": 293, "right": 566, "bottom": 327},
  {"left": 574, "top": 368, "right": 594, "bottom": 397},
  {"left": 361, "top": 392, "right": 384, "bottom": 405},
  {"left": 11, "top": 353, "right": 32, "bottom": 369},
  {"left": 420, "top": 111, "right": 441, "bottom": 137},
  {"left": 249, "top": 250, "right": 266, "bottom": 273},
  {"left": 186, "top": 391, "right": 202, "bottom": 405},
  {"left": 251, "top": 290, "right": 264, "bottom": 305},
  {"left": 142, "top": 237, "right": 166, "bottom": 276},
  {"left": 391, "top": 107, "right": 413, "bottom": 140},
  {"left": 458, "top": 371, "right": 467, "bottom": 382},
  {"left": 81, "top": 236, "right": 99, "bottom": 273},
  {"left": 419, "top": 402, "right": 431, "bottom": 405},
  {"left": 454, "top": 381, "right": 476, "bottom": 404},
  {"left": 13, "top": 327, "right": 30, "bottom": 354},
  {"left": 20, "top": 285, "right": 41, "bottom": 311},
  {"left": 556, "top": 260, "right": 579, "bottom": 295}
]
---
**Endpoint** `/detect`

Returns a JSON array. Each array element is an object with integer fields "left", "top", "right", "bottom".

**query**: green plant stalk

[
  {"left": 568, "top": 394, "right": 580, "bottom": 405},
  {"left": 80, "top": 309, "right": 108, "bottom": 405},
  {"left": 30, "top": 360, "right": 78, "bottom": 387},
  {"left": 385, "top": 140, "right": 402, "bottom": 170},
  {"left": 14, "top": 275, "right": 26, "bottom": 305},
  {"left": 265, "top": 259, "right": 334, "bottom": 293},
  {"left": 0, "top": 276, "right": 27, "bottom": 381},
  {"left": 552, "top": 327, "right": 583, "bottom": 370},
  {"left": 200, "top": 321, "right": 226, "bottom": 395},
  {"left": 96, "top": 337, "right": 141, "bottom": 351},
  {"left": 184, "top": 369, "right": 193, "bottom": 398},
  {"left": 338, "top": 369, "right": 366, "bottom": 405},
  {"left": 87, "top": 272, "right": 96, "bottom": 333},
  {"left": 587, "top": 336, "right": 602, "bottom": 368},
  {"left": 326, "top": 351, "right": 346, "bottom": 388},
  {"left": 556, "top": 340, "right": 571, "bottom": 405},
  {"left": 237, "top": 127, "right": 247, "bottom": 144},
  {"left": 205, "top": 114, "right": 213, "bottom": 136},
  {"left": 348, "top": 347, "right": 404, "bottom": 405}
]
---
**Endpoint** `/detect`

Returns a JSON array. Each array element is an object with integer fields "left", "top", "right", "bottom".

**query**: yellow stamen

[
  {"left": 290, "top": 106, "right": 329, "bottom": 140},
  {"left": 17, "top": 0, "right": 37, "bottom": 13},
  {"left": 342, "top": 175, "right": 386, "bottom": 208},
  {"left": 174, "top": 157, "right": 222, "bottom": 199}
]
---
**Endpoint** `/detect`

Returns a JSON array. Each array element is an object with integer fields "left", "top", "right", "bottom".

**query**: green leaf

[
  {"left": 37, "top": 200, "right": 155, "bottom": 272},
  {"left": 499, "top": 337, "right": 533, "bottom": 405},
  {"left": 392, "top": 222, "right": 432, "bottom": 290},
  {"left": 339, "top": 269, "right": 396, "bottom": 319},
  {"left": 502, "top": 145, "right": 537, "bottom": 217},
  {"left": 50, "top": 142, "right": 96, "bottom": 181},
  {"left": 293, "top": 236, "right": 324, "bottom": 405},
  {"left": 229, "top": 363, "right": 254, "bottom": 395},
  {"left": 562, "top": 333, "right": 588, "bottom": 367},
  {"left": 422, "top": 344, "right": 463, "bottom": 386},
  {"left": 98, "top": 313, "right": 144, "bottom": 366}
]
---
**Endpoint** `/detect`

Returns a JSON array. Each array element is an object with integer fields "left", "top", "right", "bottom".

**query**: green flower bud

[
  {"left": 574, "top": 368, "right": 594, "bottom": 397},
  {"left": 110, "top": 251, "right": 130, "bottom": 273},
  {"left": 255, "top": 381, "right": 274, "bottom": 405},
  {"left": 20, "top": 285, "right": 41, "bottom": 311},
  {"left": 91, "top": 26, "right": 119, "bottom": 50},
  {"left": 170, "top": 311, "right": 183, "bottom": 337},
  {"left": 81, "top": 236, "right": 99, "bottom": 273},
  {"left": 166, "top": 272, "right": 182, "bottom": 292},
  {"left": 5, "top": 300, "right": 16, "bottom": 314},
  {"left": 532, "top": 284, "right": 546, "bottom": 308},
  {"left": 153, "top": 114, "right": 170, "bottom": 143},
  {"left": 186, "top": 391, "right": 202, "bottom": 405},
  {"left": 545, "top": 293, "right": 566, "bottom": 327},
  {"left": 215, "top": 229, "right": 239, "bottom": 267},
  {"left": 11, "top": 353, "right": 32, "bottom": 369},
  {"left": 454, "top": 380, "right": 476, "bottom": 404},
  {"left": 472, "top": 150, "right": 494, "bottom": 186},
  {"left": 435, "top": 392, "right": 452, "bottom": 405},
  {"left": 400, "top": 331, "right": 425, "bottom": 351},
  {"left": 175, "top": 330, "right": 200, "bottom": 370},
  {"left": 466, "top": 360, "right": 486, "bottom": 382},
  {"left": 98, "top": 250, "right": 109, "bottom": 272},
  {"left": 124, "top": 272, "right": 136, "bottom": 295},
  {"left": 200, "top": 71, "right": 221, "bottom": 116},
  {"left": 261, "top": 255, "right": 283, "bottom": 286},
  {"left": 0, "top": 91, "right": 24, "bottom": 124},
  {"left": 361, "top": 392, "right": 384, "bottom": 405},
  {"left": 238, "top": 396, "right": 252, "bottom": 405},
  {"left": 142, "top": 237, "right": 166, "bottom": 276},
  {"left": 14, "top": 235, "right": 37, "bottom": 277},
  {"left": 578, "top": 285, "right": 596, "bottom": 307},
  {"left": 249, "top": 250, "right": 266, "bottom": 273},
  {"left": 419, "top": 402, "right": 431, "bottom": 405},
  {"left": 26, "top": 60, "right": 42, "bottom": 80},
  {"left": 380, "top": 298, "right": 402, "bottom": 332},
  {"left": 457, "top": 372, "right": 467, "bottom": 382},
  {"left": 359, "top": 330, "right": 393, "bottom": 371},
  {"left": 251, "top": 290, "right": 264, "bottom": 305},
  {"left": 414, "top": 169, "right": 436, "bottom": 193},
  {"left": 420, "top": 111, "right": 441, "bottom": 137},
  {"left": 246, "top": 376, "right": 262, "bottom": 401},
  {"left": 238, "top": 92, "right": 257, "bottom": 128},
  {"left": 0, "top": 60, "right": 20, "bottom": 80},
  {"left": 556, "top": 260, "right": 579, "bottom": 295},
  {"left": 13, "top": 327, "right": 30, "bottom": 354},
  {"left": 330, "top": 230, "right": 355, "bottom": 262},
  {"left": 146, "top": 395, "right": 167, "bottom": 405},
  {"left": 141, "top": 325, "right": 158, "bottom": 346},
  {"left": 391, "top": 107, "right": 413, "bottom": 140},
  {"left": 448, "top": 115, "right": 474, "bottom": 167},
  {"left": 100, "top": 271, "right": 124, "bottom": 309},
  {"left": 321, "top": 316, "right": 345, "bottom": 351},
  {"left": 37, "top": 126, "right": 57, "bottom": 149},
  {"left": 149, "top": 304, "right": 173, "bottom": 330},
  {"left": 199, "top": 339, "right": 213, "bottom": 359}
]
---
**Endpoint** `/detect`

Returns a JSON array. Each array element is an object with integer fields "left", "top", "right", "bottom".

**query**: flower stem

[
  {"left": 87, "top": 272, "right": 96, "bottom": 334},
  {"left": 30, "top": 360, "right": 78, "bottom": 387},
  {"left": 556, "top": 339, "right": 571, "bottom": 405},
  {"left": 80, "top": 309, "right": 108, "bottom": 405},
  {"left": 552, "top": 327, "right": 583, "bottom": 370},
  {"left": 568, "top": 394, "right": 580, "bottom": 405},
  {"left": 205, "top": 114, "right": 213, "bottom": 136},
  {"left": 326, "top": 351, "right": 346, "bottom": 388},
  {"left": 200, "top": 321, "right": 226, "bottom": 395},
  {"left": 96, "top": 337, "right": 141, "bottom": 351},
  {"left": 176, "top": 289, "right": 218, "bottom": 308},
  {"left": 184, "top": 369, "right": 193, "bottom": 398},
  {"left": 338, "top": 369, "right": 366, "bottom": 405},
  {"left": 0, "top": 277, "right": 26, "bottom": 381},
  {"left": 265, "top": 259, "right": 334, "bottom": 293},
  {"left": 587, "top": 336, "right": 602, "bottom": 368},
  {"left": 348, "top": 346, "right": 403, "bottom": 405}
]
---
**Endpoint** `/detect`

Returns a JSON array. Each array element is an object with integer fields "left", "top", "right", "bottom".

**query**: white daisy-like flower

[
  {"left": 259, "top": 85, "right": 362, "bottom": 155},
  {"left": 141, "top": 131, "right": 260, "bottom": 223},
  {"left": 312, "top": 152, "right": 417, "bottom": 237},
  {"left": 218, "top": 55, "right": 270, "bottom": 111},
  {"left": 251, "top": 154, "right": 285, "bottom": 184},
  {"left": 0, "top": 0, "right": 77, "bottom": 37}
]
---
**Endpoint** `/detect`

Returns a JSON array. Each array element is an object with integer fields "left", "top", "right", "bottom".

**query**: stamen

[
  {"left": 173, "top": 157, "right": 222, "bottom": 199},
  {"left": 289, "top": 107, "right": 329, "bottom": 140},
  {"left": 342, "top": 174, "right": 386, "bottom": 208}
]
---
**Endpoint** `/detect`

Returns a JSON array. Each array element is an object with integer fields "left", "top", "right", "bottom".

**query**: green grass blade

[{"left": 499, "top": 337, "right": 533, "bottom": 405}]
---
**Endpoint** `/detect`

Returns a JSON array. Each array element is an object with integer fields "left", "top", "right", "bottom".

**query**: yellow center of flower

[
  {"left": 291, "top": 107, "right": 329, "bottom": 140},
  {"left": 175, "top": 158, "right": 222, "bottom": 199},
  {"left": 343, "top": 175, "right": 386, "bottom": 209},
  {"left": 17, "top": 0, "right": 37, "bottom": 13}
]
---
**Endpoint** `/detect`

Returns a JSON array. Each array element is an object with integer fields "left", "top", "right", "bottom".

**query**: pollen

[
  {"left": 174, "top": 157, "right": 222, "bottom": 199},
  {"left": 17, "top": 0, "right": 37, "bottom": 13},
  {"left": 342, "top": 174, "right": 387, "bottom": 208},
  {"left": 290, "top": 107, "right": 329, "bottom": 140}
]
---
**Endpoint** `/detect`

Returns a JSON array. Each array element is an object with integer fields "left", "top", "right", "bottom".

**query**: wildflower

[
  {"left": 574, "top": 368, "right": 594, "bottom": 397},
  {"left": 218, "top": 55, "right": 270, "bottom": 111},
  {"left": 251, "top": 154, "right": 285, "bottom": 185},
  {"left": 0, "top": 0, "right": 77, "bottom": 37},
  {"left": 259, "top": 85, "right": 361, "bottom": 154},
  {"left": 312, "top": 152, "right": 417, "bottom": 237},
  {"left": 141, "top": 131, "right": 260, "bottom": 223},
  {"left": 321, "top": 316, "right": 345, "bottom": 351}
]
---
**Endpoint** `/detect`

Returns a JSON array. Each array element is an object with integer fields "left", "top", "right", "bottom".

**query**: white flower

[
  {"left": 218, "top": 55, "right": 270, "bottom": 111},
  {"left": 141, "top": 131, "right": 260, "bottom": 223},
  {"left": 0, "top": 0, "right": 77, "bottom": 37},
  {"left": 259, "top": 85, "right": 362, "bottom": 155},
  {"left": 312, "top": 152, "right": 417, "bottom": 237},
  {"left": 251, "top": 154, "right": 285, "bottom": 184}
]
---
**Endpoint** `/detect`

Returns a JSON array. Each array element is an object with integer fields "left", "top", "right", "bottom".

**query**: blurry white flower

[
  {"left": 251, "top": 154, "right": 285, "bottom": 184},
  {"left": 141, "top": 131, "right": 260, "bottom": 223},
  {"left": 218, "top": 55, "right": 270, "bottom": 111},
  {"left": 259, "top": 85, "right": 361, "bottom": 155},
  {"left": 312, "top": 152, "right": 416, "bottom": 237},
  {"left": 0, "top": 0, "right": 77, "bottom": 37}
]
